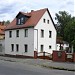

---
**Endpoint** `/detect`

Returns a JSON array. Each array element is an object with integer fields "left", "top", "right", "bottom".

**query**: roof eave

[{"left": 5, "top": 26, "right": 34, "bottom": 31}]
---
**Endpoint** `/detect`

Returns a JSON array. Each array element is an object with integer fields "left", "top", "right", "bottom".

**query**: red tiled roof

[
  {"left": 5, "top": 8, "right": 55, "bottom": 30},
  {"left": 0, "top": 23, "right": 6, "bottom": 35}
]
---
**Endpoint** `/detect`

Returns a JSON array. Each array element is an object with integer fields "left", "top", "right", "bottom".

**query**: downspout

[{"left": 34, "top": 29, "right": 38, "bottom": 52}]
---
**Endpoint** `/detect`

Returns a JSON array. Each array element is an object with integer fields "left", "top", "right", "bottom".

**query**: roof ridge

[{"left": 19, "top": 8, "right": 48, "bottom": 15}]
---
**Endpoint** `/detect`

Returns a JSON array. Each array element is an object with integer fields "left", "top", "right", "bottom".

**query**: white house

[{"left": 5, "top": 8, "right": 56, "bottom": 57}]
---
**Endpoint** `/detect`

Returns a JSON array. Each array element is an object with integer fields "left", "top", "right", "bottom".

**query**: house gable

[
  {"left": 34, "top": 9, "right": 57, "bottom": 53},
  {"left": 47, "top": 9, "right": 56, "bottom": 30}
]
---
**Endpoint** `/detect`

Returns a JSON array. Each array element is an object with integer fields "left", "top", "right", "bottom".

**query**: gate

[{"left": 37, "top": 52, "right": 52, "bottom": 60}]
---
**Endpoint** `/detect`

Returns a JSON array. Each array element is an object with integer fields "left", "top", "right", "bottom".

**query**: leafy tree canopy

[{"left": 55, "top": 11, "right": 75, "bottom": 52}]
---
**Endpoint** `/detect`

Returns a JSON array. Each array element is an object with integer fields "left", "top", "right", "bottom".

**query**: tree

[
  {"left": 64, "top": 17, "right": 75, "bottom": 52},
  {"left": 4, "top": 20, "right": 10, "bottom": 25},
  {"left": 55, "top": 11, "right": 71, "bottom": 38},
  {"left": 55, "top": 11, "right": 75, "bottom": 52}
]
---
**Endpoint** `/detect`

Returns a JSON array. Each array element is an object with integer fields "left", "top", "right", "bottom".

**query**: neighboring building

[
  {"left": 56, "top": 37, "right": 69, "bottom": 52},
  {"left": 0, "top": 22, "right": 6, "bottom": 55},
  {"left": 5, "top": 8, "right": 56, "bottom": 57},
  {"left": 0, "top": 22, "right": 6, "bottom": 39}
]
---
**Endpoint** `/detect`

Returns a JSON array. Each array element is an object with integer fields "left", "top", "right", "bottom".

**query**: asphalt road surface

[{"left": 0, "top": 60, "right": 74, "bottom": 75}]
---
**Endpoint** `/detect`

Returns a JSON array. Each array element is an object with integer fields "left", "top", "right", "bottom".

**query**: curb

[{"left": 41, "top": 65, "right": 75, "bottom": 72}]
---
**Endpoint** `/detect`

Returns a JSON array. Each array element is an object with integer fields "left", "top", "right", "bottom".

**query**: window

[
  {"left": 16, "top": 44, "right": 19, "bottom": 52},
  {"left": 18, "top": 19, "right": 21, "bottom": 25},
  {"left": 49, "top": 31, "right": 52, "bottom": 38},
  {"left": 0, "top": 44, "right": 2, "bottom": 52},
  {"left": 40, "top": 45, "right": 44, "bottom": 52},
  {"left": 21, "top": 17, "right": 24, "bottom": 24},
  {"left": 11, "top": 44, "right": 14, "bottom": 52},
  {"left": 47, "top": 20, "right": 49, "bottom": 24},
  {"left": 41, "top": 30, "right": 44, "bottom": 37},
  {"left": 43, "top": 19, "right": 46, "bottom": 23},
  {"left": 24, "top": 44, "right": 28, "bottom": 52},
  {"left": 16, "top": 30, "right": 19, "bottom": 37},
  {"left": 49, "top": 45, "right": 51, "bottom": 49},
  {"left": 17, "top": 17, "right": 24, "bottom": 25},
  {"left": 9, "top": 31, "right": 12, "bottom": 38},
  {"left": 25, "top": 29, "right": 28, "bottom": 37}
]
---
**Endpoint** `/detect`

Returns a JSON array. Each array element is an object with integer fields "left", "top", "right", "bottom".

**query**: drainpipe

[{"left": 34, "top": 29, "right": 38, "bottom": 52}]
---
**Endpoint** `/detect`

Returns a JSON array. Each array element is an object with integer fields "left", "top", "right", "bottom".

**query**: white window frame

[{"left": 25, "top": 29, "right": 28, "bottom": 37}]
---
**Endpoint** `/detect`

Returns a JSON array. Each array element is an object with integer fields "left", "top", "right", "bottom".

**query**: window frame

[
  {"left": 21, "top": 17, "right": 24, "bottom": 24},
  {"left": 40, "top": 45, "right": 44, "bottom": 52},
  {"left": 24, "top": 44, "right": 28, "bottom": 52},
  {"left": 16, "top": 30, "right": 19, "bottom": 37},
  {"left": 25, "top": 29, "right": 28, "bottom": 37},
  {"left": 0, "top": 44, "right": 2, "bottom": 52},
  {"left": 49, "top": 45, "right": 51, "bottom": 49},
  {"left": 41, "top": 29, "right": 44, "bottom": 38},
  {"left": 18, "top": 18, "right": 21, "bottom": 25},
  {"left": 47, "top": 20, "right": 49, "bottom": 24},
  {"left": 11, "top": 44, "right": 14, "bottom": 52},
  {"left": 49, "top": 31, "right": 52, "bottom": 38},
  {"left": 16, "top": 44, "right": 19, "bottom": 52},
  {"left": 9, "top": 31, "right": 12, "bottom": 38},
  {"left": 43, "top": 19, "right": 46, "bottom": 23}
]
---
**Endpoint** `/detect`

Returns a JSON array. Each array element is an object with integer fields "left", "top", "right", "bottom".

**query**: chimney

[
  {"left": 31, "top": 10, "right": 34, "bottom": 12},
  {"left": 0, "top": 22, "right": 1, "bottom": 25},
  {"left": 0, "top": 21, "right": 4, "bottom": 25}
]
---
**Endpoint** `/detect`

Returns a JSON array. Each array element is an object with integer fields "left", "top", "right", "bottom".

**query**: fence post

[
  {"left": 73, "top": 53, "right": 75, "bottom": 62},
  {"left": 43, "top": 52, "right": 45, "bottom": 59},
  {"left": 34, "top": 51, "right": 37, "bottom": 59}
]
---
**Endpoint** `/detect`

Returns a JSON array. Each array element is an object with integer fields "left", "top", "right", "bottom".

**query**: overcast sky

[{"left": 0, "top": 0, "right": 74, "bottom": 23}]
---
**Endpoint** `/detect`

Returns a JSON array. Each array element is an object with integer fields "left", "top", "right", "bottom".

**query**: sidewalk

[{"left": 0, "top": 56, "right": 75, "bottom": 71}]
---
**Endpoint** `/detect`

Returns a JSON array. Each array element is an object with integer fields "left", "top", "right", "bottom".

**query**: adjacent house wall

[
  {"left": 34, "top": 11, "right": 56, "bottom": 54},
  {"left": 0, "top": 39, "right": 5, "bottom": 55}
]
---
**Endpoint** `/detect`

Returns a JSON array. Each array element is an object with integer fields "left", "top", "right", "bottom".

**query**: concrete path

[{"left": 0, "top": 56, "right": 75, "bottom": 71}]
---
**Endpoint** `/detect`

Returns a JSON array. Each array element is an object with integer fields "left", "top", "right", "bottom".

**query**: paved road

[
  {"left": 0, "top": 60, "right": 74, "bottom": 75},
  {"left": 0, "top": 56, "right": 75, "bottom": 70}
]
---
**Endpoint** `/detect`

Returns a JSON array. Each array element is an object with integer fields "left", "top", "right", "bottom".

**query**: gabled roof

[{"left": 5, "top": 8, "right": 55, "bottom": 30}]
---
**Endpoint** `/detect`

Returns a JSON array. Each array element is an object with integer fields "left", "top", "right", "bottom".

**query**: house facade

[{"left": 5, "top": 8, "right": 56, "bottom": 57}]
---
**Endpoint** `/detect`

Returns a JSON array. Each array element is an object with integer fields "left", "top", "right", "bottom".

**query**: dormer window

[
  {"left": 18, "top": 19, "right": 21, "bottom": 25},
  {"left": 17, "top": 17, "right": 24, "bottom": 25},
  {"left": 16, "top": 13, "right": 30, "bottom": 25},
  {"left": 21, "top": 17, "right": 24, "bottom": 24}
]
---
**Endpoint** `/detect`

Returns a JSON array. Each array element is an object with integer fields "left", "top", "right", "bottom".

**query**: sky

[{"left": 0, "top": 0, "right": 74, "bottom": 23}]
